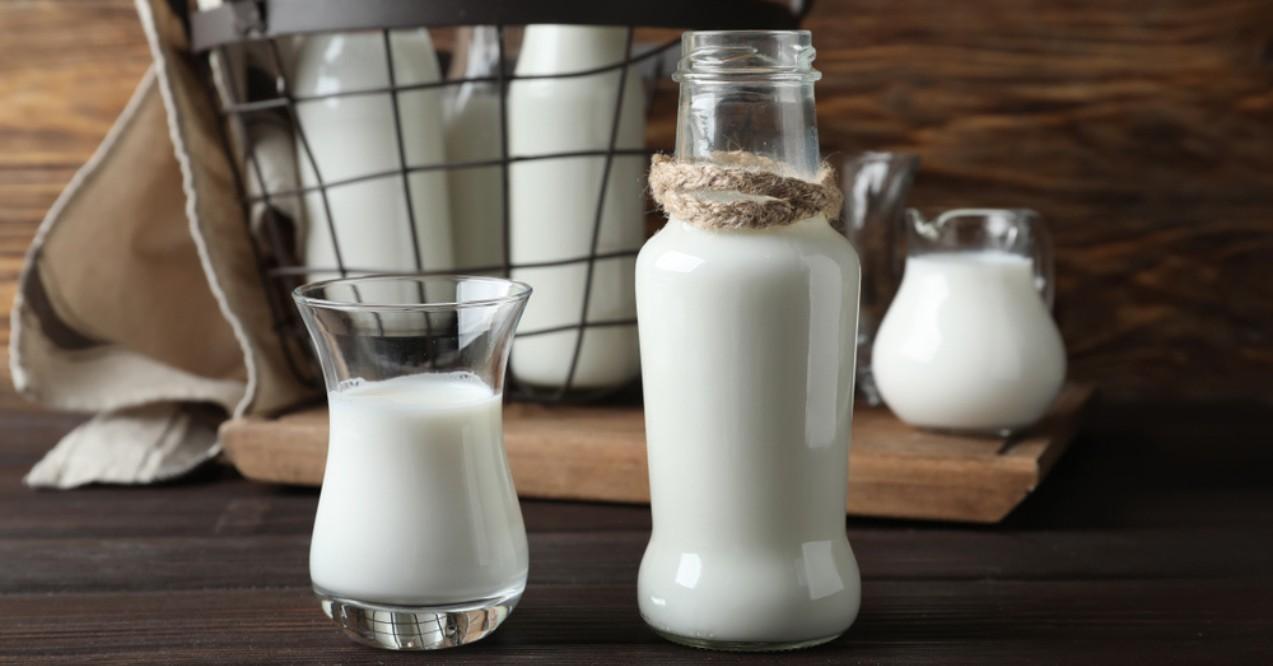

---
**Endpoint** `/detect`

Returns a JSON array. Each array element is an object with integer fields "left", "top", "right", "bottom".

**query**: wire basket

[{"left": 188, "top": 0, "right": 806, "bottom": 402}]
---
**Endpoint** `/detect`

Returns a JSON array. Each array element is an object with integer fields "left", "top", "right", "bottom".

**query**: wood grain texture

[
  {"left": 806, "top": 0, "right": 1273, "bottom": 401},
  {"left": 8, "top": 526, "right": 1273, "bottom": 594},
  {"left": 3, "top": 403, "right": 1273, "bottom": 662},
  {"left": 3, "top": 581, "right": 1272, "bottom": 664},
  {"left": 2, "top": 0, "right": 1272, "bottom": 406},
  {"left": 219, "top": 385, "right": 1094, "bottom": 524}
]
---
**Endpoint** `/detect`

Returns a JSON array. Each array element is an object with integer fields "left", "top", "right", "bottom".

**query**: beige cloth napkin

[{"left": 11, "top": 0, "right": 315, "bottom": 488}]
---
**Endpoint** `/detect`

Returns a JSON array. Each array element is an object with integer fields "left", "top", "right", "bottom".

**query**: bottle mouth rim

[
  {"left": 293, "top": 274, "right": 533, "bottom": 312},
  {"left": 675, "top": 30, "right": 820, "bottom": 83}
]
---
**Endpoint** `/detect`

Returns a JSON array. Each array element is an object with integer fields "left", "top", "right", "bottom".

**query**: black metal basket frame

[{"left": 188, "top": 0, "right": 807, "bottom": 401}]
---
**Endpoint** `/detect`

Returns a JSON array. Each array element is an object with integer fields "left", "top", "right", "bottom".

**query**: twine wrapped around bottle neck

[{"left": 648, "top": 151, "right": 843, "bottom": 231}]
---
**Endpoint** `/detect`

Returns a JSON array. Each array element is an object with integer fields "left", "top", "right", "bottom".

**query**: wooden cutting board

[{"left": 221, "top": 384, "right": 1094, "bottom": 524}]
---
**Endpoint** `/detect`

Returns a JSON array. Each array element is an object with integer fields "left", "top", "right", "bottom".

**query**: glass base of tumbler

[
  {"left": 316, "top": 587, "right": 521, "bottom": 650},
  {"left": 652, "top": 628, "right": 843, "bottom": 652}
]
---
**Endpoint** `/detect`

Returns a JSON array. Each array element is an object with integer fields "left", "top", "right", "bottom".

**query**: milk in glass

[{"left": 310, "top": 373, "right": 527, "bottom": 606}]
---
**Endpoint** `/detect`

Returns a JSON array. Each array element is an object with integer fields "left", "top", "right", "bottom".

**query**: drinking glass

[
  {"left": 839, "top": 152, "right": 918, "bottom": 406},
  {"left": 293, "top": 275, "right": 531, "bottom": 650}
]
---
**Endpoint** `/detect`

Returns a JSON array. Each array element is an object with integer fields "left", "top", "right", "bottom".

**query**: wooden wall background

[{"left": 1, "top": 0, "right": 1271, "bottom": 406}]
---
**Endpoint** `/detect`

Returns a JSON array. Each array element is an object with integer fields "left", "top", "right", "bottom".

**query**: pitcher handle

[{"left": 1018, "top": 209, "right": 1055, "bottom": 308}]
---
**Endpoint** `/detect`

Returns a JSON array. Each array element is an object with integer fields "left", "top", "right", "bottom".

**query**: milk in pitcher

[{"left": 873, "top": 247, "right": 1066, "bottom": 433}]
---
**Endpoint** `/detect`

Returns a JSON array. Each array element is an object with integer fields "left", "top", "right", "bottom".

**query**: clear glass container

[
  {"left": 293, "top": 275, "right": 531, "bottom": 650},
  {"left": 872, "top": 209, "right": 1066, "bottom": 435},
  {"left": 446, "top": 26, "right": 507, "bottom": 271},
  {"left": 636, "top": 30, "right": 861, "bottom": 651},
  {"left": 839, "top": 152, "right": 919, "bottom": 407},
  {"left": 674, "top": 30, "right": 821, "bottom": 178}
]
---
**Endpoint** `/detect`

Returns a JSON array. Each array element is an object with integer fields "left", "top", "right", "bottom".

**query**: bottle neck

[
  {"left": 673, "top": 31, "right": 822, "bottom": 179},
  {"left": 674, "top": 79, "right": 820, "bottom": 179}
]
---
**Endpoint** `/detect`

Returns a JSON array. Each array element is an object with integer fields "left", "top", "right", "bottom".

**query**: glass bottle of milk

[
  {"left": 635, "top": 31, "right": 862, "bottom": 650},
  {"left": 293, "top": 30, "right": 454, "bottom": 278},
  {"left": 508, "top": 25, "right": 645, "bottom": 391},
  {"left": 872, "top": 208, "right": 1066, "bottom": 435}
]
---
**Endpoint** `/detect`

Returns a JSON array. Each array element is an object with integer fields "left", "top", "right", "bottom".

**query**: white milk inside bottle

[
  {"left": 309, "top": 373, "right": 527, "bottom": 605},
  {"left": 872, "top": 250, "right": 1066, "bottom": 432},
  {"left": 293, "top": 30, "right": 454, "bottom": 277},
  {"left": 508, "top": 25, "right": 644, "bottom": 390},
  {"left": 637, "top": 215, "right": 862, "bottom": 647}
]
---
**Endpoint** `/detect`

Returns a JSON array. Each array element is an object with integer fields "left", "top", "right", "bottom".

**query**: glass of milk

[
  {"left": 872, "top": 208, "right": 1066, "bottom": 435},
  {"left": 293, "top": 275, "right": 531, "bottom": 650}
]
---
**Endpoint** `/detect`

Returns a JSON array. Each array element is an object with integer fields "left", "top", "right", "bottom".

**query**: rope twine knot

[{"left": 648, "top": 151, "right": 843, "bottom": 230}]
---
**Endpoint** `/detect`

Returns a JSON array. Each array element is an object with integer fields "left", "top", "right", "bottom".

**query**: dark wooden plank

[
  {"left": 5, "top": 525, "right": 1273, "bottom": 594},
  {"left": 0, "top": 410, "right": 83, "bottom": 456},
  {"left": 1005, "top": 400, "right": 1273, "bottom": 528},
  {"left": 0, "top": 484, "right": 660, "bottom": 539},
  {"left": 1, "top": 404, "right": 1272, "bottom": 660},
  {"left": 2, "top": 581, "right": 1271, "bottom": 663}
]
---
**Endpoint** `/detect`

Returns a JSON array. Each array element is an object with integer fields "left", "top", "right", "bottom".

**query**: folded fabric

[{"left": 10, "top": 0, "right": 316, "bottom": 488}]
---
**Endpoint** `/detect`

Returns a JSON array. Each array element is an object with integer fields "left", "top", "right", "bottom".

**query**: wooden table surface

[{"left": 3, "top": 401, "right": 1272, "bottom": 663}]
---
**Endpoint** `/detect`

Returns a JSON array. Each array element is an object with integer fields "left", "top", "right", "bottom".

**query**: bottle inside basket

[
  {"left": 446, "top": 26, "right": 506, "bottom": 272},
  {"left": 293, "top": 29, "right": 455, "bottom": 280},
  {"left": 508, "top": 25, "right": 646, "bottom": 394},
  {"left": 635, "top": 30, "right": 863, "bottom": 650}
]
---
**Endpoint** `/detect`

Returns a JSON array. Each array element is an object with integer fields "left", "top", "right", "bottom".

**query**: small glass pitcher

[
  {"left": 871, "top": 209, "right": 1066, "bottom": 435},
  {"left": 294, "top": 275, "right": 531, "bottom": 650}
]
